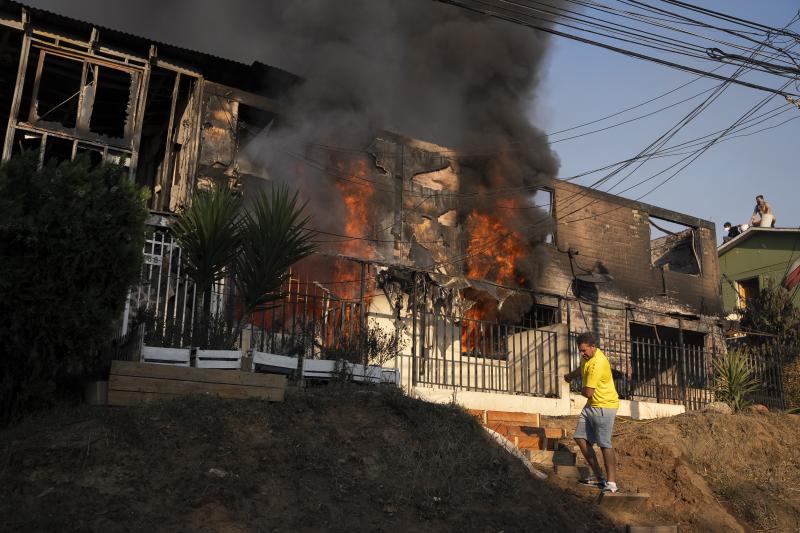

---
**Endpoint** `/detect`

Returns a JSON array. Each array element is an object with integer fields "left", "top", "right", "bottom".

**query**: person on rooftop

[
  {"left": 723, "top": 222, "right": 741, "bottom": 242},
  {"left": 750, "top": 195, "right": 776, "bottom": 228}
]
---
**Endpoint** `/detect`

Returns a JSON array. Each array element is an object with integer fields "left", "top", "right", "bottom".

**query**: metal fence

[
  {"left": 569, "top": 332, "right": 786, "bottom": 410},
  {"left": 390, "top": 308, "right": 560, "bottom": 397}
]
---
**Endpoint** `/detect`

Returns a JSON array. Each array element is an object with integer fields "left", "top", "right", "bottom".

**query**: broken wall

[{"left": 538, "top": 179, "right": 721, "bottom": 339}]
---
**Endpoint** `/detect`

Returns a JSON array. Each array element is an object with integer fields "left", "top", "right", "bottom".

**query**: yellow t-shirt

[{"left": 580, "top": 348, "right": 619, "bottom": 408}]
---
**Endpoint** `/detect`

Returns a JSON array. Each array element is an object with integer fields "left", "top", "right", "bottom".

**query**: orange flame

[
  {"left": 462, "top": 204, "right": 527, "bottom": 352},
  {"left": 465, "top": 209, "right": 525, "bottom": 286},
  {"left": 331, "top": 157, "right": 376, "bottom": 302}
]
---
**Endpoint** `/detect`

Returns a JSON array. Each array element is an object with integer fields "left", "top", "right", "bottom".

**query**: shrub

[
  {"left": 783, "top": 356, "right": 800, "bottom": 410},
  {"left": 0, "top": 152, "right": 147, "bottom": 424},
  {"left": 713, "top": 350, "right": 759, "bottom": 412}
]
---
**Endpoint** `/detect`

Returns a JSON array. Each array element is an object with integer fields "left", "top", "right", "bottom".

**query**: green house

[{"left": 718, "top": 228, "right": 800, "bottom": 317}]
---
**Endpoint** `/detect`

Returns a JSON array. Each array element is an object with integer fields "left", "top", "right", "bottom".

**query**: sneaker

[
  {"left": 578, "top": 476, "right": 607, "bottom": 488},
  {"left": 601, "top": 482, "right": 619, "bottom": 493}
]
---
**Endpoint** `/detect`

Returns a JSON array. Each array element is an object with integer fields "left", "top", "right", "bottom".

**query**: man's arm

[
  {"left": 563, "top": 368, "right": 581, "bottom": 382},
  {"left": 582, "top": 362, "right": 600, "bottom": 399}
]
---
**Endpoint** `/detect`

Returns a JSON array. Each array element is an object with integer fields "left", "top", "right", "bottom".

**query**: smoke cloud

[{"left": 29, "top": 0, "right": 562, "bottom": 288}]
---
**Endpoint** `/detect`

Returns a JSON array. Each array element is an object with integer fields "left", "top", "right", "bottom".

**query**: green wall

[{"left": 719, "top": 232, "right": 800, "bottom": 314}]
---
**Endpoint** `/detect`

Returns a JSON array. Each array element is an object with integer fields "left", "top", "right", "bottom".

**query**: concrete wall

[{"left": 412, "top": 387, "right": 685, "bottom": 420}]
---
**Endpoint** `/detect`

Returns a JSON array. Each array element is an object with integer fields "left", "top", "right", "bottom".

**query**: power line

[{"left": 434, "top": 0, "right": 800, "bottom": 96}]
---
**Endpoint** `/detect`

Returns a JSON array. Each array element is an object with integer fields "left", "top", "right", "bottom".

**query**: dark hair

[
  {"left": 723, "top": 222, "right": 732, "bottom": 228},
  {"left": 756, "top": 195, "right": 764, "bottom": 200},
  {"left": 576, "top": 332, "right": 596, "bottom": 346}
]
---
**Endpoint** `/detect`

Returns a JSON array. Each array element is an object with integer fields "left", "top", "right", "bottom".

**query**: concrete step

[
  {"left": 526, "top": 449, "right": 576, "bottom": 466},
  {"left": 626, "top": 526, "right": 677, "bottom": 533},
  {"left": 553, "top": 464, "right": 591, "bottom": 479},
  {"left": 597, "top": 492, "right": 650, "bottom": 512}
]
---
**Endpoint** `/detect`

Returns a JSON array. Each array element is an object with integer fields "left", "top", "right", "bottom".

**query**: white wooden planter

[
  {"left": 302, "top": 359, "right": 338, "bottom": 380},
  {"left": 141, "top": 345, "right": 191, "bottom": 366},
  {"left": 252, "top": 351, "right": 299, "bottom": 375},
  {"left": 380, "top": 368, "right": 400, "bottom": 386},
  {"left": 363, "top": 365, "right": 383, "bottom": 384},
  {"left": 195, "top": 349, "right": 242, "bottom": 370}
]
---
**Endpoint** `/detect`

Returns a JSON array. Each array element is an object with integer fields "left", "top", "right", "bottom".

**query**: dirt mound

[
  {"left": 0, "top": 387, "right": 614, "bottom": 532},
  {"left": 617, "top": 411, "right": 800, "bottom": 532},
  {"left": 545, "top": 411, "right": 800, "bottom": 531}
]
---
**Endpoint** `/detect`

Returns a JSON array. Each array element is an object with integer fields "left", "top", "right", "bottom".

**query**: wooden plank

[
  {"left": 108, "top": 389, "right": 183, "bottom": 406},
  {"left": 554, "top": 465, "right": 591, "bottom": 479},
  {"left": 598, "top": 493, "right": 650, "bottom": 512},
  {"left": 526, "top": 449, "right": 576, "bottom": 466},
  {"left": 485, "top": 423, "right": 543, "bottom": 450},
  {"left": 484, "top": 411, "right": 540, "bottom": 426},
  {"left": 108, "top": 385, "right": 284, "bottom": 406},
  {"left": 204, "top": 80, "right": 282, "bottom": 114},
  {"left": 512, "top": 436, "right": 542, "bottom": 449},
  {"left": 110, "top": 360, "right": 285, "bottom": 388},
  {"left": 195, "top": 359, "right": 242, "bottom": 370},
  {"left": 109, "top": 374, "right": 284, "bottom": 400}
]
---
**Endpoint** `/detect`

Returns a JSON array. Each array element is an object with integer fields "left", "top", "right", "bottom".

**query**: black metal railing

[
  {"left": 401, "top": 310, "right": 560, "bottom": 396},
  {"left": 569, "top": 332, "right": 786, "bottom": 411}
]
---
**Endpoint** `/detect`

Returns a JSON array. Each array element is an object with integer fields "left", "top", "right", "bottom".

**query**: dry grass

[{"left": 0, "top": 384, "right": 612, "bottom": 532}]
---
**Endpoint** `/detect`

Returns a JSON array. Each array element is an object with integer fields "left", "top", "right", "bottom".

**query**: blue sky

[
  {"left": 533, "top": 1, "right": 799, "bottom": 240},
  {"left": 24, "top": 0, "right": 799, "bottom": 242}
]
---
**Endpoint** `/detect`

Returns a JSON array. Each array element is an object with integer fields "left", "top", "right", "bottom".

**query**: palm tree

[
  {"left": 171, "top": 184, "right": 242, "bottom": 345},
  {"left": 234, "top": 185, "right": 316, "bottom": 319}
]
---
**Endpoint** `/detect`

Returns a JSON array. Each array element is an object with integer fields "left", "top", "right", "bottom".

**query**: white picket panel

[
  {"left": 195, "top": 349, "right": 242, "bottom": 370},
  {"left": 141, "top": 345, "right": 191, "bottom": 366}
]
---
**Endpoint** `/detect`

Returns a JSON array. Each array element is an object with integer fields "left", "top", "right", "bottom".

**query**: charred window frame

[
  {"left": 648, "top": 215, "right": 701, "bottom": 276},
  {"left": 12, "top": 44, "right": 140, "bottom": 164},
  {"left": 23, "top": 46, "right": 140, "bottom": 141}
]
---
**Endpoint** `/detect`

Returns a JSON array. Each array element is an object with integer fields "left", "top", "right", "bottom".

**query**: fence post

[
  {"left": 678, "top": 319, "right": 689, "bottom": 410},
  {"left": 359, "top": 261, "right": 367, "bottom": 367},
  {"left": 411, "top": 273, "right": 418, "bottom": 387}
]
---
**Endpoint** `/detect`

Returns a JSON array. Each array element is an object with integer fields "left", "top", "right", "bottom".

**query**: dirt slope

[
  {"left": 0, "top": 387, "right": 613, "bottom": 533},
  {"left": 544, "top": 411, "right": 800, "bottom": 532}
]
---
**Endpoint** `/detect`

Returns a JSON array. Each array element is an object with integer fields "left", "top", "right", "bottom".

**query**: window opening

[
  {"left": 649, "top": 216, "right": 700, "bottom": 275},
  {"left": 736, "top": 277, "right": 759, "bottom": 310}
]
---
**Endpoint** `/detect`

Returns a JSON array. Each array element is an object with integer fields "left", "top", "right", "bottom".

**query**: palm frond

[
  {"left": 714, "top": 350, "right": 760, "bottom": 412},
  {"left": 234, "top": 184, "right": 316, "bottom": 316},
  {"left": 171, "top": 184, "right": 242, "bottom": 293}
]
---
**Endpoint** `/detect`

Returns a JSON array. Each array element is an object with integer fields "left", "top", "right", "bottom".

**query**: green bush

[
  {"left": 713, "top": 350, "right": 759, "bottom": 412},
  {"left": 0, "top": 152, "right": 147, "bottom": 424}
]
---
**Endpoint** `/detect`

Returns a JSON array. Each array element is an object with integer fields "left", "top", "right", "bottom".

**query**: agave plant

[
  {"left": 171, "top": 184, "right": 242, "bottom": 344},
  {"left": 234, "top": 185, "right": 316, "bottom": 319},
  {"left": 713, "top": 350, "right": 760, "bottom": 412}
]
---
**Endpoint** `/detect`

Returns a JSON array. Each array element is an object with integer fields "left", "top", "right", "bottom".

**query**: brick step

[
  {"left": 525, "top": 449, "right": 576, "bottom": 466},
  {"left": 598, "top": 492, "right": 650, "bottom": 512},
  {"left": 553, "top": 464, "right": 591, "bottom": 479},
  {"left": 506, "top": 435, "right": 543, "bottom": 450},
  {"left": 542, "top": 427, "right": 567, "bottom": 439},
  {"left": 467, "top": 409, "right": 540, "bottom": 427},
  {"left": 485, "top": 423, "right": 544, "bottom": 450}
]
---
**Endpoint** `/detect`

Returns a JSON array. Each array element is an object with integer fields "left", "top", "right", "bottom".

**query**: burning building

[{"left": 0, "top": 2, "right": 725, "bottom": 413}]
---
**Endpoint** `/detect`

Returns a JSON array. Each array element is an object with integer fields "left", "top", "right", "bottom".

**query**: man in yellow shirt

[{"left": 564, "top": 332, "right": 620, "bottom": 493}]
